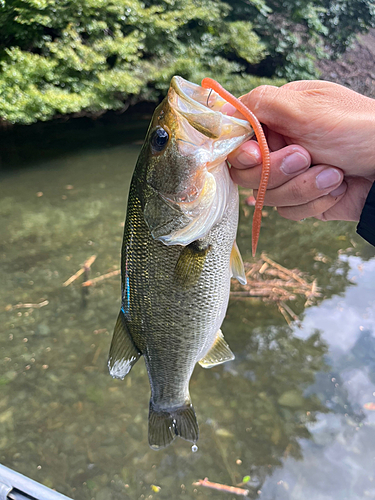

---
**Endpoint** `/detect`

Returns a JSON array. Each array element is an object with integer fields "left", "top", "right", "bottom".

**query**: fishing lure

[{"left": 201, "top": 78, "right": 270, "bottom": 257}]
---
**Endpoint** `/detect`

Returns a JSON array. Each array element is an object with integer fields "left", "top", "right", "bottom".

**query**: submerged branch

[
  {"left": 193, "top": 478, "right": 249, "bottom": 496},
  {"left": 261, "top": 252, "right": 307, "bottom": 286},
  {"left": 82, "top": 269, "right": 120, "bottom": 287},
  {"left": 63, "top": 255, "right": 97, "bottom": 286},
  {"left": 5, "top": 300, "right": 49, "bottom": 311},
  {"left": 231, "top": 253, "right": 321, "bottom": 324}
]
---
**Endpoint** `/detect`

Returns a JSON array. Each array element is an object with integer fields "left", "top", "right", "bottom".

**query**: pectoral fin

[
  {"left": 198, "top": 329, "right": 235, "bottom": 368},
  {"left": 174, "top": 241, "right": 211, "bottom": 289},
  {"left": 108, "top": 309, "right": 141, "bottom": 380},
  {"left": 230, "top": 241, "right": 247, "bottom": 285}
]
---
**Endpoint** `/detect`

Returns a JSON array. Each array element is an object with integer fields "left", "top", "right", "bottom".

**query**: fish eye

[{"left": 151, "top": 127, "right": 169, "bottom": 153}]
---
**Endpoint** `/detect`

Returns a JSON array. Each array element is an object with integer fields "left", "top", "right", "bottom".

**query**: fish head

[{"left": 140, "top": 76, "right": 254, "bottom": 245}]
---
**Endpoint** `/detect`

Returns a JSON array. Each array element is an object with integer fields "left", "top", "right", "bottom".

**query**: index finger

[{"left": 229, "top": 144, "right": 311, "bottom": 190}]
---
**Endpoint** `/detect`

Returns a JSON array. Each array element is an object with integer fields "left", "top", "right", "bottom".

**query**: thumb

[
  {"left": 241, "top": 80, "right": 358, "bottom": 134},
  {"left": 281, "top": 80, "right": 339, "bottom": 91},
  {"left": 240, "top": 85, "right": 305, "bottom": 135}
]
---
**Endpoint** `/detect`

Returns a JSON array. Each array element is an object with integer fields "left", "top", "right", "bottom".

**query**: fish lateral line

[{"left": 201, "top": 77, "right": 271, "bottom": 257}]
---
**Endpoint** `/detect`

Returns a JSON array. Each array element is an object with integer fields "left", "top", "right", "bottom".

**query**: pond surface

[{"left": 1, "top": 118, "right": 375, "bottom": 500}]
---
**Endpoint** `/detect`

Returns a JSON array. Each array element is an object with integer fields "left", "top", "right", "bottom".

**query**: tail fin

[{"left": 148, "top": 400, "right": 199, "bottom": 450}]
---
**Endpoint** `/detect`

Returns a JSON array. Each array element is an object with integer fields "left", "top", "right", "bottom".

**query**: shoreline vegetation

[{"left": 0, "top": 0, "right": 374, "bottom": 127}]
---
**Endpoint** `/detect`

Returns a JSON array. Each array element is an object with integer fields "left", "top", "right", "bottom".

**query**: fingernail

[
  {"left": 236, "top": 150, "right": 261, "bottom": 167},
  {"left": 316, "top": 168, "right": 341, "bottom": 190},
  {"left": 281, "top": 152, "right": 309, "bottom": 174},
  {"left": 222, "top": 103, "right": 236, "bottom": 116},
  {"left": 329, "top": 182, "right": 347, "bottom": 197}
]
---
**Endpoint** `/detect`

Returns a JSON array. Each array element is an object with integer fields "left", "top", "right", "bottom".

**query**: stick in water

[
  {"left": 63, "top": 255, "right": 97, "bottom": 286},
  {"left": 193, "top": 478, "right": 249, "bottom": 496},
  {"left": 82, "top": 269, "right": 120, "bottom": 287},
  {"left": 201, "top": 78, "right": 270, "bottom": 257}
]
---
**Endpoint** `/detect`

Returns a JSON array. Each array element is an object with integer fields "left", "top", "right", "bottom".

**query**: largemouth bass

[{"left": 108, "top": 76, "right": 254, "bottom": 449}]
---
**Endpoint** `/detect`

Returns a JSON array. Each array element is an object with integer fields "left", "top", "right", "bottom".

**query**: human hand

[{"left": 226, "top": 80, "right": 375, "bottom": 222}]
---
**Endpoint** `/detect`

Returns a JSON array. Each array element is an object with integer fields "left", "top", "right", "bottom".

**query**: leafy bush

[
  {"left": 227, "top": 0, "right": 375, "bottom": 80},
  {"left": 0, "top": 0, "right": 374, "bottom": 124}
]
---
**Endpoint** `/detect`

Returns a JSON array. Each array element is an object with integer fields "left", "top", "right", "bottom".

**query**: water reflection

[
  {"left": 0, "top": 132, "right": 375, "bottom": 499},
  {"left": 260, "top": 256, "right": 375, "bottom": 499}
]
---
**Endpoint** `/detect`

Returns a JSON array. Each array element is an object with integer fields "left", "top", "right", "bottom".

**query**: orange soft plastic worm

[{"left": 201, "top": 77, "right": 270, "bottom": 257}]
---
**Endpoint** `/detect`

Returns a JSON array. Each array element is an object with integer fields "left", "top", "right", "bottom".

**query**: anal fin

[
  {"left": 230, "top": 241, "right": 247, "bottom": 285},
  {"left": 108, "top": 309, "right": 141, "bottom": 380},
  {"left": 198, "top": 329, "right": 235, "bottom": 368}
]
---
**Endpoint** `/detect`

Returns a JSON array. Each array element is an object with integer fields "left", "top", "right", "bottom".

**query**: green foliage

[
  {"left": 0, "top": 0, "right": 151, "bottom": 123},
  {"left": 0, "top": 0, "right": 276, "bottom": 124},
  {"left": 227, "top": 0, "right": 375, "bottom": 79},
  {"left": 0, "top": 0, "right": 374, "bottom": 124},
  {"left": 321, "top": 0, "right": 375, "bottom": 54}
]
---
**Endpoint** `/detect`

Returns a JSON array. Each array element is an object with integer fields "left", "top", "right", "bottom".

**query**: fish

[{"left": 108, "top": 76, "right": 254, "bottom": 450}]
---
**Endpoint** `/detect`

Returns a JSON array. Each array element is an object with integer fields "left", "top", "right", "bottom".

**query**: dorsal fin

[
  {"left": 230, "top": 241, "right": 247, "bottom": 285},
  {"left": 108, "top": 309, "right": 141, "bottom": 380},
  {"left": 198, "top": 329, "right": 235, "bottom": 368}
]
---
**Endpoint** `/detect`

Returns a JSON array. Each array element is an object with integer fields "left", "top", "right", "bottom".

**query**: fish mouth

[
  {"left": 144, "top": 76, "right": 253, "bottom": 247},
  {"left": 168, "top": 76, "right": 253, "bottom": 147}
]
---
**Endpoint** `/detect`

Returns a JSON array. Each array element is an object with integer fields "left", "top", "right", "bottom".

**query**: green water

[{"left": 1, "top": 120, "right": 375, "bottom": 500}]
